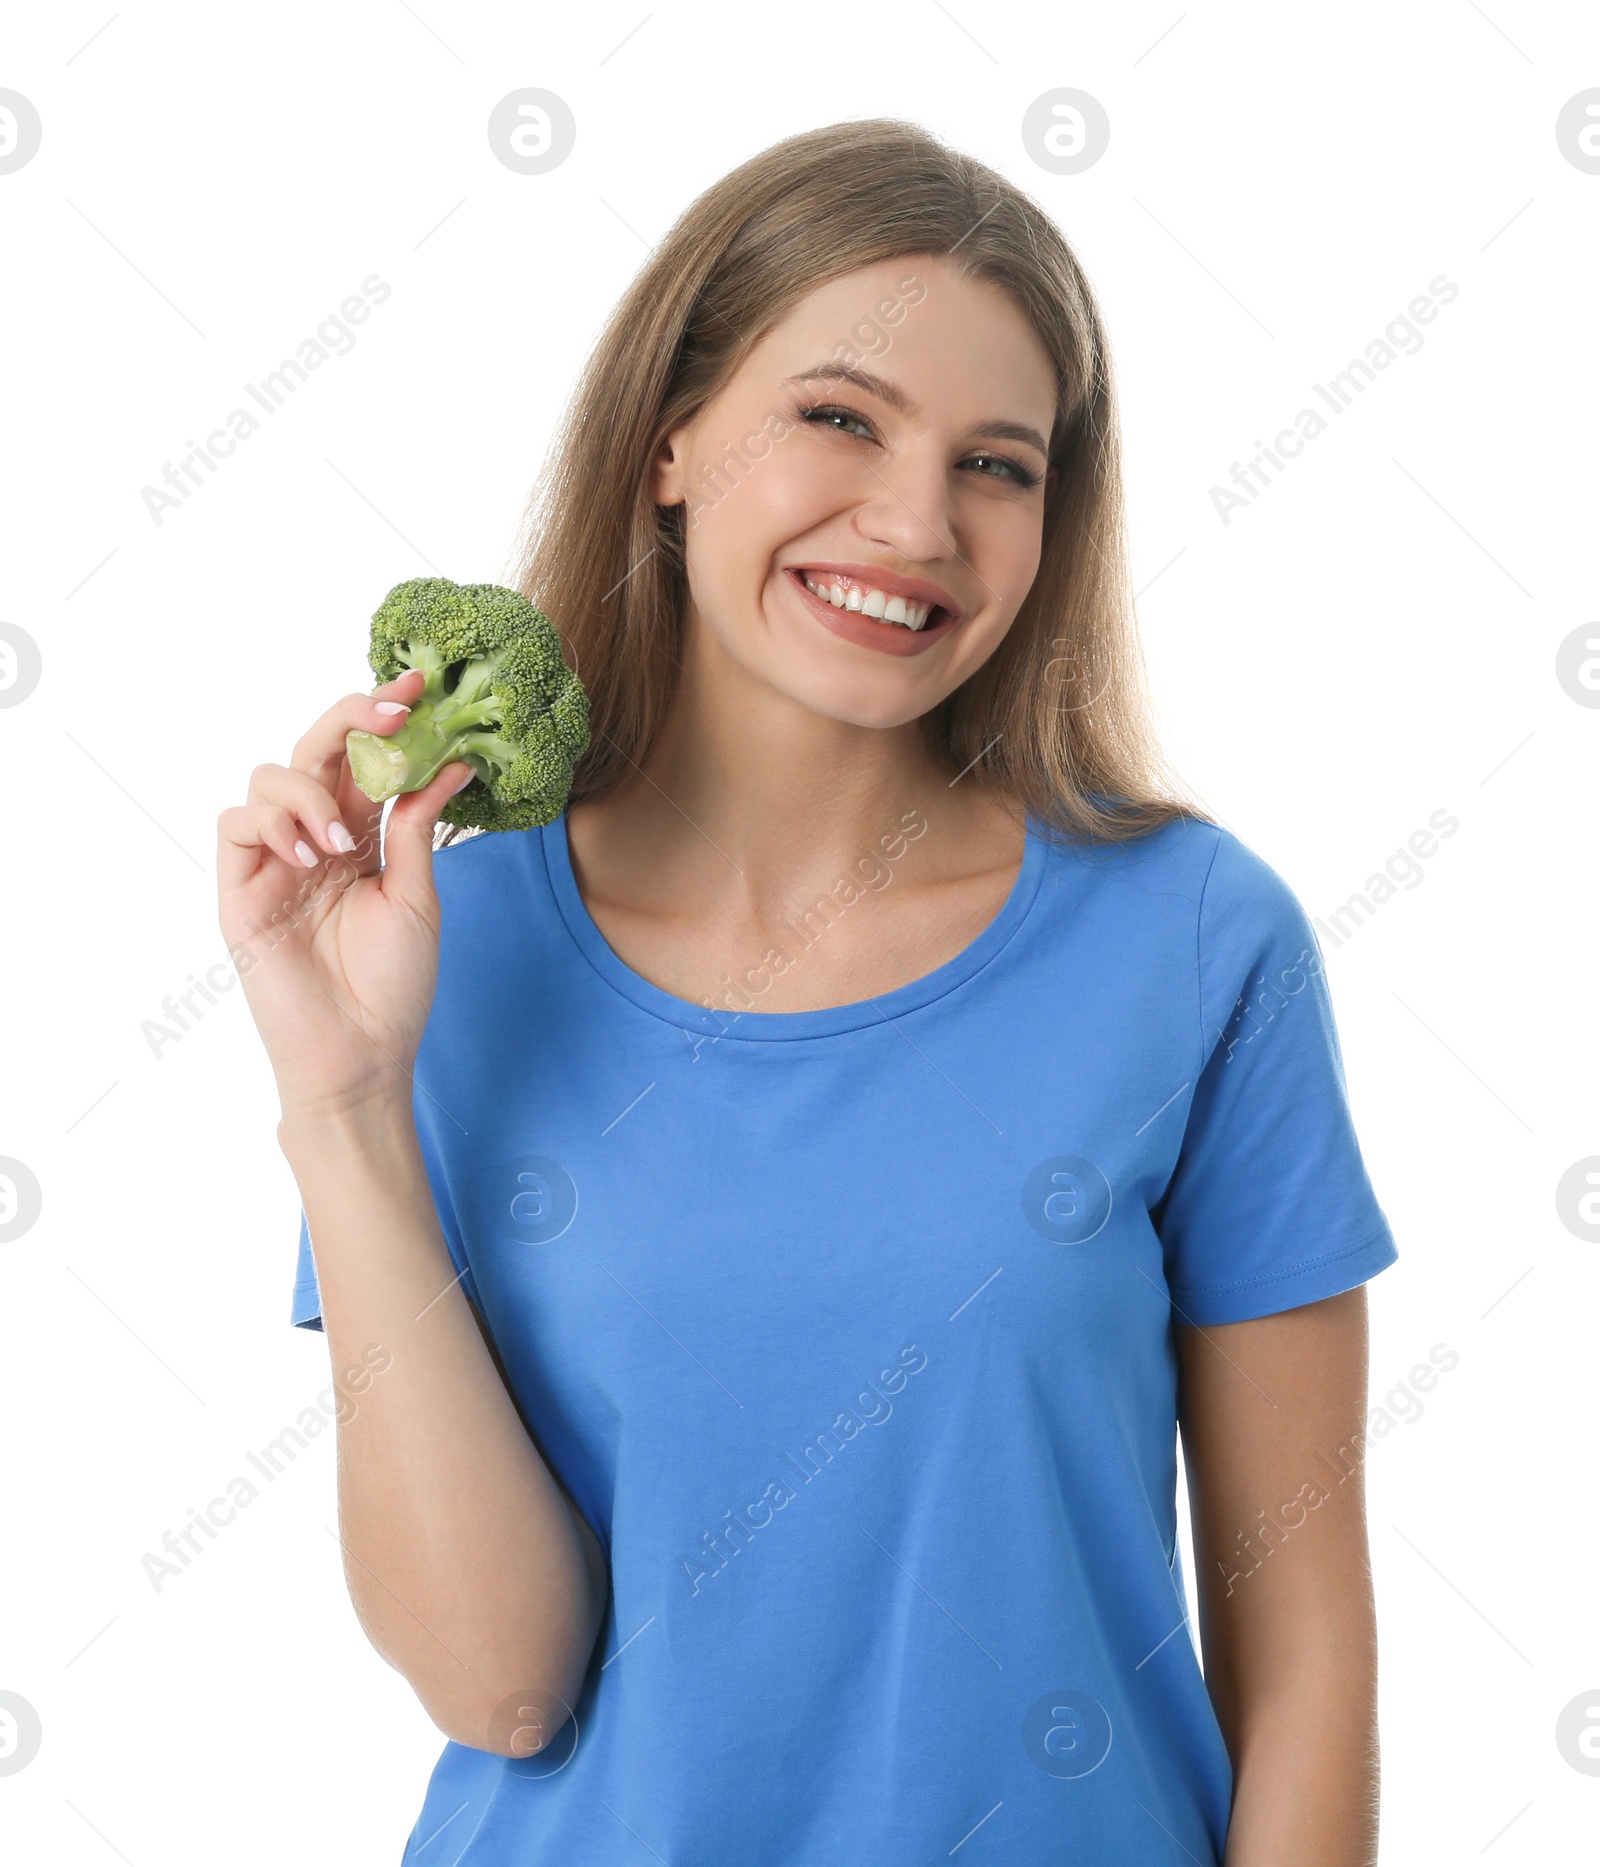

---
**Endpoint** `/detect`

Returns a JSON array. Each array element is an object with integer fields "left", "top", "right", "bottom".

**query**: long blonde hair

[{"left": 488, "top": 117, "right": 1203, "bottom": 846}]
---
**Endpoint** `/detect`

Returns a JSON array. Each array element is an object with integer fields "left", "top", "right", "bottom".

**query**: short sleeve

[
  {"left": 1154, "top": 830, "right": 1398, "bottom": 1326},
  {"left": 290, "top": 1211, "right": 323, "bottom": 1331}
]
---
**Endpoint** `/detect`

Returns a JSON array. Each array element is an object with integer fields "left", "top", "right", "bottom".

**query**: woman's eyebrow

[{"left": 782, "top": 362, "right": 1050, "bottom": 458}]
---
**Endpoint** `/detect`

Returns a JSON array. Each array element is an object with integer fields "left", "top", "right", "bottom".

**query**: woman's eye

[
  {"left": 799, "top": 405, "right": 1041, "bottom": 489},
  {"left": 964, "top": 452, "right": 1038, "bottom": 488},
  {"left": 802, "top": 403, "right": 874, "bottom": 439}
]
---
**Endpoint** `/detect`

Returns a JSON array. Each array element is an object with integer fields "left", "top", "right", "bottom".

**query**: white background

[{"left": 1, "top": 2, "right": 1596, "bottom": 1861}]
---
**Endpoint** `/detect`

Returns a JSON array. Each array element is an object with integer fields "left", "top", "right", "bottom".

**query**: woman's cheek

[
  {"left": 969, "top": 498, "right": 1044, "bottom": 613},
  {"left": 760, "top": 439, "right": 855, "bottom": 524}
]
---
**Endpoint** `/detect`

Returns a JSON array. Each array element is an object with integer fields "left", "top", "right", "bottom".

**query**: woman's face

[{"left": 653, "top": 255, "right": 1058, "bottom": 729}]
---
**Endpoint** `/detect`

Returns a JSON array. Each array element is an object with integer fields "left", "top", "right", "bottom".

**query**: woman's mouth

[{"left": 784, "top": 567, "right": 964, "bottom": 657}]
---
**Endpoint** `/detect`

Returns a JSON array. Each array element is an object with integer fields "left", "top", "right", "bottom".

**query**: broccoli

[{"left": 345, "top": 577, "right": 590, "bottom": 833}]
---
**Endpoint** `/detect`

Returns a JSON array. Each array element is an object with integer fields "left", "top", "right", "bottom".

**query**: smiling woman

[
  {"left": 497, "top": 116, "right": 1185, "bottom": 849},
  {"left": 225, "top": 115, "right": 1398, "bottom": 1867}
]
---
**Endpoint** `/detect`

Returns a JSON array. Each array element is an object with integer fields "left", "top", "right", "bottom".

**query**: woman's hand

[{"left": 217, "top": 666, "right": 472, "bottom": 1122}]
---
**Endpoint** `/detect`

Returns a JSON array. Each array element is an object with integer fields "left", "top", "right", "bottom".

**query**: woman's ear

[{"left": 651, "top": 424, "right": 693, "bottom": 507}]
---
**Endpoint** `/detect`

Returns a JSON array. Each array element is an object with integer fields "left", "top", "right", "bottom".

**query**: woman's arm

[
  {"left": 1176, "top": 1287, "right": 1379, "bottom": 1867},
  {"left": 219, "top": 670, "right": 610, "bottom": 1758},
  {"left": 284, "top": 1102, "right": 609, "bottom": 1755}
]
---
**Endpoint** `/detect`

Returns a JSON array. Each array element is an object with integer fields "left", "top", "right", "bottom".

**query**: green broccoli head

[{"left": 345, "top": 577, "right": 590, "bottom": 833}]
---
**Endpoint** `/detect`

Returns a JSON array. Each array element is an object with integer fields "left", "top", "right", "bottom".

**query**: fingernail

[
  {"left": 374, "top": 700, "right": 410, "bottom": 715},
  {"left": 450, "top": 768, "right": 476, "bottom": 794},
  {"left": 294, "top": 839, "right": 320, "bottom": 868},
  {"left": 328, "top": 821, "right": 357, "bottom": 852}
]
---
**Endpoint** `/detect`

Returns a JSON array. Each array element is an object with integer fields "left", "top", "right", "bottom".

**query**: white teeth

[{"left": 799, "top": 574, "right": 937, "bottom": 632}]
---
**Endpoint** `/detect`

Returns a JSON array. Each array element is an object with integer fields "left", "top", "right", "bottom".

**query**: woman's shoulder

[{"left": 1035, "top": 802, "right": 1312, "bottom": 938}]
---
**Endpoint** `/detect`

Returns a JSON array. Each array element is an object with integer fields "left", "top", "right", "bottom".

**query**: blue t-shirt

[{"left": 292, "top": 805, "right": 1396, "bottom": 1865}]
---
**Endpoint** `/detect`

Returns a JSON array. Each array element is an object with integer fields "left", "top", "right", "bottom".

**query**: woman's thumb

[{"left": 379, "top": 763, "right": 474, "bottom": 911}]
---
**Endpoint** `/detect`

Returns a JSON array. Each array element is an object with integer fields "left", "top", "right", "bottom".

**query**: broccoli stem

[
  {"left": 434, "top": 694, "right": 504, "bottom": 735},
  {"left": 345, "top": 643, "right": 516, "bottom": 802}
]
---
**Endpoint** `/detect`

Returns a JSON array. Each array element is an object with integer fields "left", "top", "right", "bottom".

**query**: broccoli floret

[{"left": 345, "top": 577, "right": 590, "bottom": 833}]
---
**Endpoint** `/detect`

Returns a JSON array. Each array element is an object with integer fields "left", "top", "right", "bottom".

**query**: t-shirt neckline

[{"left": 543, "top": 806, "right": 1048, "bottom": 1041}]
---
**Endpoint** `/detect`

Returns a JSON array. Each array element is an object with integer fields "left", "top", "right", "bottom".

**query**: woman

[{"left": 219, "top": 119, "right": 1396, "bottom": 1866}]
